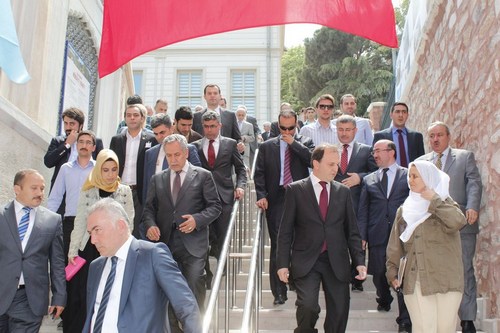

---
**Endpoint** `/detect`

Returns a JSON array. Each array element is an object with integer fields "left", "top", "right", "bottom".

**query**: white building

[
  {"left": 131, "top": 26, "right": 285, "bottom": 125},
  {"left": 0, "top": 1, "right": 133, "bottom": 202}
]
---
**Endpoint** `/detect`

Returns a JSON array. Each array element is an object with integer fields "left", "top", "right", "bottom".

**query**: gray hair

[
  {"left": 336, "top": 114, "right": 357, "bottom": 127},
  {"left": 150, "top": 113, "right": 172, "bottom": 129},
  {"left": 428, "top": 121, "right": 450, "bottom": 135},
  {"left": 278, "top": 109, "right": 297, "bottom": 122},
  {"left": 86, "top": 198, "right": 131, "bottom": 230},
  {"left": 236, "top": 105, "right": 247, "bottom": 113},
  {"left": 201, "top": 110, "right": 221, "bottom": 123},
  {"left": 163, "top": 133, "right": 188, "bottom": 151}
]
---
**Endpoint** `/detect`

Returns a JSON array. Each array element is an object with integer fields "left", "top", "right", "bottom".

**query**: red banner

[{"left": 98, "top": 0, "right": 398, "bottom": 77}]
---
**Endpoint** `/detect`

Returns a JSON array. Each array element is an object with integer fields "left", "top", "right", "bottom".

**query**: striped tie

[
  {"left": 283, "top": 146, "right": 292, "bottom": 186},
  {"left": 18, "top": 207, "right": 31, "bottom": 241},
  {"left": 93, "top": 256, "right": 118, "bottom": 333}
]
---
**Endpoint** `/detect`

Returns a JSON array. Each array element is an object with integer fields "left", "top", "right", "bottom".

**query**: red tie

[
  {"left": 207, "top": 139, "right": 215, "bottom": 168},
  {"left": 340, "top": 144, "right": 349, "bottom": 174},
  {"left": 282, "top": 146, "right": 292, "bottom": 186},
  {"left": 397, "top": 129, "right": 408, "bottom": 168},
  {"left": 319, "top": 181, "right": 328, "bottom": 252}
]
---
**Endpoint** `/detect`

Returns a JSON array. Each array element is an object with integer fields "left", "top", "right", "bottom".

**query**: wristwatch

[{"left": 65, "top": 143, "right": 71, "bottom": 149}]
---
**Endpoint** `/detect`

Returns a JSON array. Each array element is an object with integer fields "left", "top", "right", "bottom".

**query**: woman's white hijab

[{"left": 400, "top": 160, "right": 450, "bottom": 242}]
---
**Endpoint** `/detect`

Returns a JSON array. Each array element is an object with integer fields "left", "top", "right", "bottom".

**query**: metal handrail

[
  {"left": 202, "top": 200, "right": 240, "bottom": 333},
  {"left": 240, "top": 209, "right": 263, "bottom": 333}
]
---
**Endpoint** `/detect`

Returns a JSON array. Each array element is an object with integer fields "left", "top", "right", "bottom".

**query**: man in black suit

[
  {"left": 261, "top": 121, "right": 271, "bottom": 141},
  {"left": 254, "top": 109, "right": 314, "bottom": 305},
  {"left": 192, "top": 111, "right": 247, "bottom": 257},
  {"left": 334, "top": 115, "right": 377, "bottom": 292},
  {"left": 109, "top": 104, "right": 157, "bottom": 237},
  {"left": 44, "top": 107, "right": 103, "bottom": 190},
  {"left": 373, "top": 102, "right": 425, "bottom": 167},
  {"left": 357, "top": 139, "right": 412, "bottom": 332},
  {"left": 277, "top": 144, "right": 367, "bottom": 333},
  {"left": 143, "top": 134, "right": 221, "bottom": 316},
  {"left": 193, "top": 84, "right": 243, "bottom": 148}
]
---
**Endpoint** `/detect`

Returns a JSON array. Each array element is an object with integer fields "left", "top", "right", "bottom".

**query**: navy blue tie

[
  {"left": 18, "top": 207, "right": 31, "bottom": 241},
  {"left": 93, "top": 256, "right": 118, "bottom": 333}
]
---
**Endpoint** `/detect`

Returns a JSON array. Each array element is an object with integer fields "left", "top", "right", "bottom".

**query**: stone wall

[{"left": 401, "top": 0, "right": 500, "bottom": 323}]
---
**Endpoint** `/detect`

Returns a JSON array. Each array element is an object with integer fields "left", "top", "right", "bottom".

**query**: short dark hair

[
  {"left": 14, "top": 169, "right": 42, "bottom": 186},
  {"left": 175, "top": 106, "right": 194, "bottom": 121},
  {"left": 391, "top": 102, "right": 409, "bottom": 113},
  {"left": 62, "top": 107, "right": 85, "bottom": 126},
  {"left": 278, "top": 109, "right": 297, "bottom": 123},
  {"left": 150, "top": 113, "right": 172, "bottom": 129},
  {"left": 127, "top": 94, "right": 143, "bottom": 105},
  {"left": 203, "top": 84, "right": 221, "bottom": 95},
  {"left": 77, "top": 130, "right": 96, "bottom": 145},
  {"left": 311, "top": 144, "right": 339, "bottom": 167}
]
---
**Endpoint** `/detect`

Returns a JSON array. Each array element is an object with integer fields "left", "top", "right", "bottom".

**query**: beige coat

[
  {"left": 386, "top": 196, "right": 466, "bottom": 296},
  {"left": 68, "top": 184, "right": 134, "bottom": 258}
]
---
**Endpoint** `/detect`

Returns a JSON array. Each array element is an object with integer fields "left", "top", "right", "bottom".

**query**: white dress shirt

[
  {"left": 121, "top": 130, "right": 142, "bottom": 185},
  {"left": 169, "top": 161, "right": 190, "bottom": 191},
  {"left": 155, "top": 144, "right": 166, "bottom": 174},
  {"left": 90, "top": 236, "right": 133, "bottom": 333},
  {"left": 202, "top": 136, "right": 220, "bottom": 160},
  {"left": 310, "top": 173, "right": 330, "bottom": 203},
  {"left": 14, "top": 200, "right": 37, "bottom": 285}
]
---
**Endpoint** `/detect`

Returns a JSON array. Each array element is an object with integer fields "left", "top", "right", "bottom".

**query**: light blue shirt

[
  {"left": 47, "top": 158, "right": 95, "bottom": 216},
  {"left": 391, "top": 127, "right": 410, "bottom": 166},
  {"left": 378, "top": 162, "right": 398, "bottom": 198},
  {"left": 300, "top": 121, "right": 338, "bottom": 146}
]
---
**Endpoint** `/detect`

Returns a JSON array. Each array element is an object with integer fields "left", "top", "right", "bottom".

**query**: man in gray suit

[
  {"left": 83, "top": 198, "right": 201, "bottom": 333},
  {"left": 143, "top": 134, "right": 221, "bottom": 315},
  {"left": 358, "top": 140, "right": 411, "bottom": 332},
  {"left": 0, "top": 169, "right": 66, "bottom": 332},
  {"left": 235, "top": 105, "right": 256, "bottom": 168},
  {"left": 417, "top": 121, "right": 482, "bottom": 333}
]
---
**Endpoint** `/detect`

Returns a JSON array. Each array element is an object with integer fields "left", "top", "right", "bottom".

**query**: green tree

[
  {"left": 295, "top": 27, "right": 393, "bottom": 116},
  {"left": 280, "top": 46, "right": 305, "bottom": 111}
]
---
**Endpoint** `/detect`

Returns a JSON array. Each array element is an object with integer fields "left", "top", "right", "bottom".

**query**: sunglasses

[
  {"left": 318, "top": 104, "right": 334, "bottom": 110},
  {"left": 279, "top": 125, "right": 296, "bottom": 131}
]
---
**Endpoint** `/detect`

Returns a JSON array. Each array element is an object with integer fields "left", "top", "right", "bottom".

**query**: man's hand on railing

[
  {"left": 234, "top": 187, "right": 245, "bottom": 200},
  {"left": 277, "top": 268, "right": 289, "bottom": 283},
  {"left": 255, "top": 198, "right": 268, "bottom": 210},
  {"left": 146, "top": 226, "right": 161, "bottom": 241}
]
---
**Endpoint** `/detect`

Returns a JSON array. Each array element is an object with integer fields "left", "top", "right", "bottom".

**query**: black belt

[{"left": 18, "top": 285, "right": 25, "bottom": 290}]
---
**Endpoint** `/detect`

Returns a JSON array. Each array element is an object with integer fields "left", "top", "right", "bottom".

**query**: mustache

[
  {"left": 79, "top": 148, "right": 88, "bottom": 152},
  {"left": 33, "top": 196, "right": 43, "bottom": 201}
]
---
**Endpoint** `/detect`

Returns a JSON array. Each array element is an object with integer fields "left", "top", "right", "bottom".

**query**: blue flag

[{"left": 0, "top": 0, "right": 30, "bottom": 84}]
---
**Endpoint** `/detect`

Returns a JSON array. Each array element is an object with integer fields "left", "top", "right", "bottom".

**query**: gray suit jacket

[
  {"left": 417, "top": 148, "right": 482, "bottom": 233},
  {"left": 0, "top": 202, "right": 66, "bottom": 316},
  {"left": 142, "top": 165, "right": 222, "bottom": 257},
  {"left": 83, "top": 238, "right": 201, "bottom": 333},
  {"left": 193, "top": 137, "right": 247, "bottom": 205},
  {"left": 357, "top": 166, "right": 409, "bottom": 247}
]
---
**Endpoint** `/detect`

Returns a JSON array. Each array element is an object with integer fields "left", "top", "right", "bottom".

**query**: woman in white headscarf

[{"left": 386, "top": 160, "right": 467, "bottom": 333}]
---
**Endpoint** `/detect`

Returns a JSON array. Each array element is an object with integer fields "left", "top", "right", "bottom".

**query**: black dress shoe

[
  {"left": 461, "top": 320, "right": 476, "bottom": 333},
  {"left": 273, "top": 294, "right": 287, "bottom": 305},
  {"left": 398, "top": 323, "right": 412, "bottom": 333},
  {"left": 351, "top": 283, "right": 364, "bottom": 292},
  {"left": 377, "top": 304, "right": 391, "bottom": 312}
]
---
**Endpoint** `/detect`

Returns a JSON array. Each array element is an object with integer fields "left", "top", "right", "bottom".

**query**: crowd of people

[{"left": 0, "top": 83, "right": 482, "bottom": 333}]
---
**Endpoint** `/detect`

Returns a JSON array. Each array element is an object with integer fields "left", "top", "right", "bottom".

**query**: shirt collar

[
  {"left": 14, "top": 199, "right": 38, "bottom": 213},
  {"left": 113, "top": 235, "right": 133, "bottom": 262},
  {"left": 434, "top": 146, "right": 450, "bottom": 158},
  {"left": 391, "top": 126, "right": 407, "bottom": 134},
  {"left": 126, "top": 129, "right": 142, "bottom": 140}
]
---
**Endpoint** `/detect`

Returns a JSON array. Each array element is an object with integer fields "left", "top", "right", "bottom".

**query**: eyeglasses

[
  {"left": 371, "top": 149, "right": 392, "bottom": 155},
  {"left": 337, "top": 127, "right": 355, "bottom": 133},
  {"left": 318, "top": 104, "right": 334, "bottom": 110},
  {"left": 203, "top": 124, "right": 218, "bottom": 129},
  {"left": 279, "top": 125, "right": 296, "bottom": 131}
]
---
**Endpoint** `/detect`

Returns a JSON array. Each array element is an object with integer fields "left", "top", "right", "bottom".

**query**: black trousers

[
  {"left": 294, "top": 252, "right": 349, "bottom": 333},
  {"left": 266, "top": 194, "right": 288, "bottom": 298}
]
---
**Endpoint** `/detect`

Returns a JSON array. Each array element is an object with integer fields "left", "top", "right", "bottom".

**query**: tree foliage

[{"left": 280, "top": 46, "right": 305, "bottom": 111}]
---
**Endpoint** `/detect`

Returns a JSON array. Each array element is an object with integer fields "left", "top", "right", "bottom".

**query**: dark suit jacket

[
  {"left": 418, "top": 148, "right": 482, "bottom": 234},
  {"left": 334, "top": 142, "right": 378, "bottom": 213},
  {"left": 262, "top": 131, "right": 271, "bottom": 141},
  {"left": 109, "top": 131, "right": 157, "bottom": 204},
  {"left": 373, "top": 127, "right": 425, "bottom": 163},
  {"left": 357, "top": 166, "right": 409, "bottom": 247},
  {"left": 44, "top": 135, "right": 104, "bottom": 188},
  {"left": 83, "top": 238, "right": 201, "bottom": 333},
  {"left": 142, "top": 165, "right": 221, "bottom": 258},
  {"left": 192, "top": 137, "right": 247, "bottom": 205},
  {"left": 142, "top": 144, "right": 201, "bottom": 203},
  {"left": 254, "top": 135, "right": 314, "bottom": 206},
  {"left": 0, "top": 202, "right": 66, "bottom": 316},
  {"left": 277, "top": 177, "right": 364, "bottom": 281},
  {"left": 193, "top": 109, "right": 242, "bottom": 142}
]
